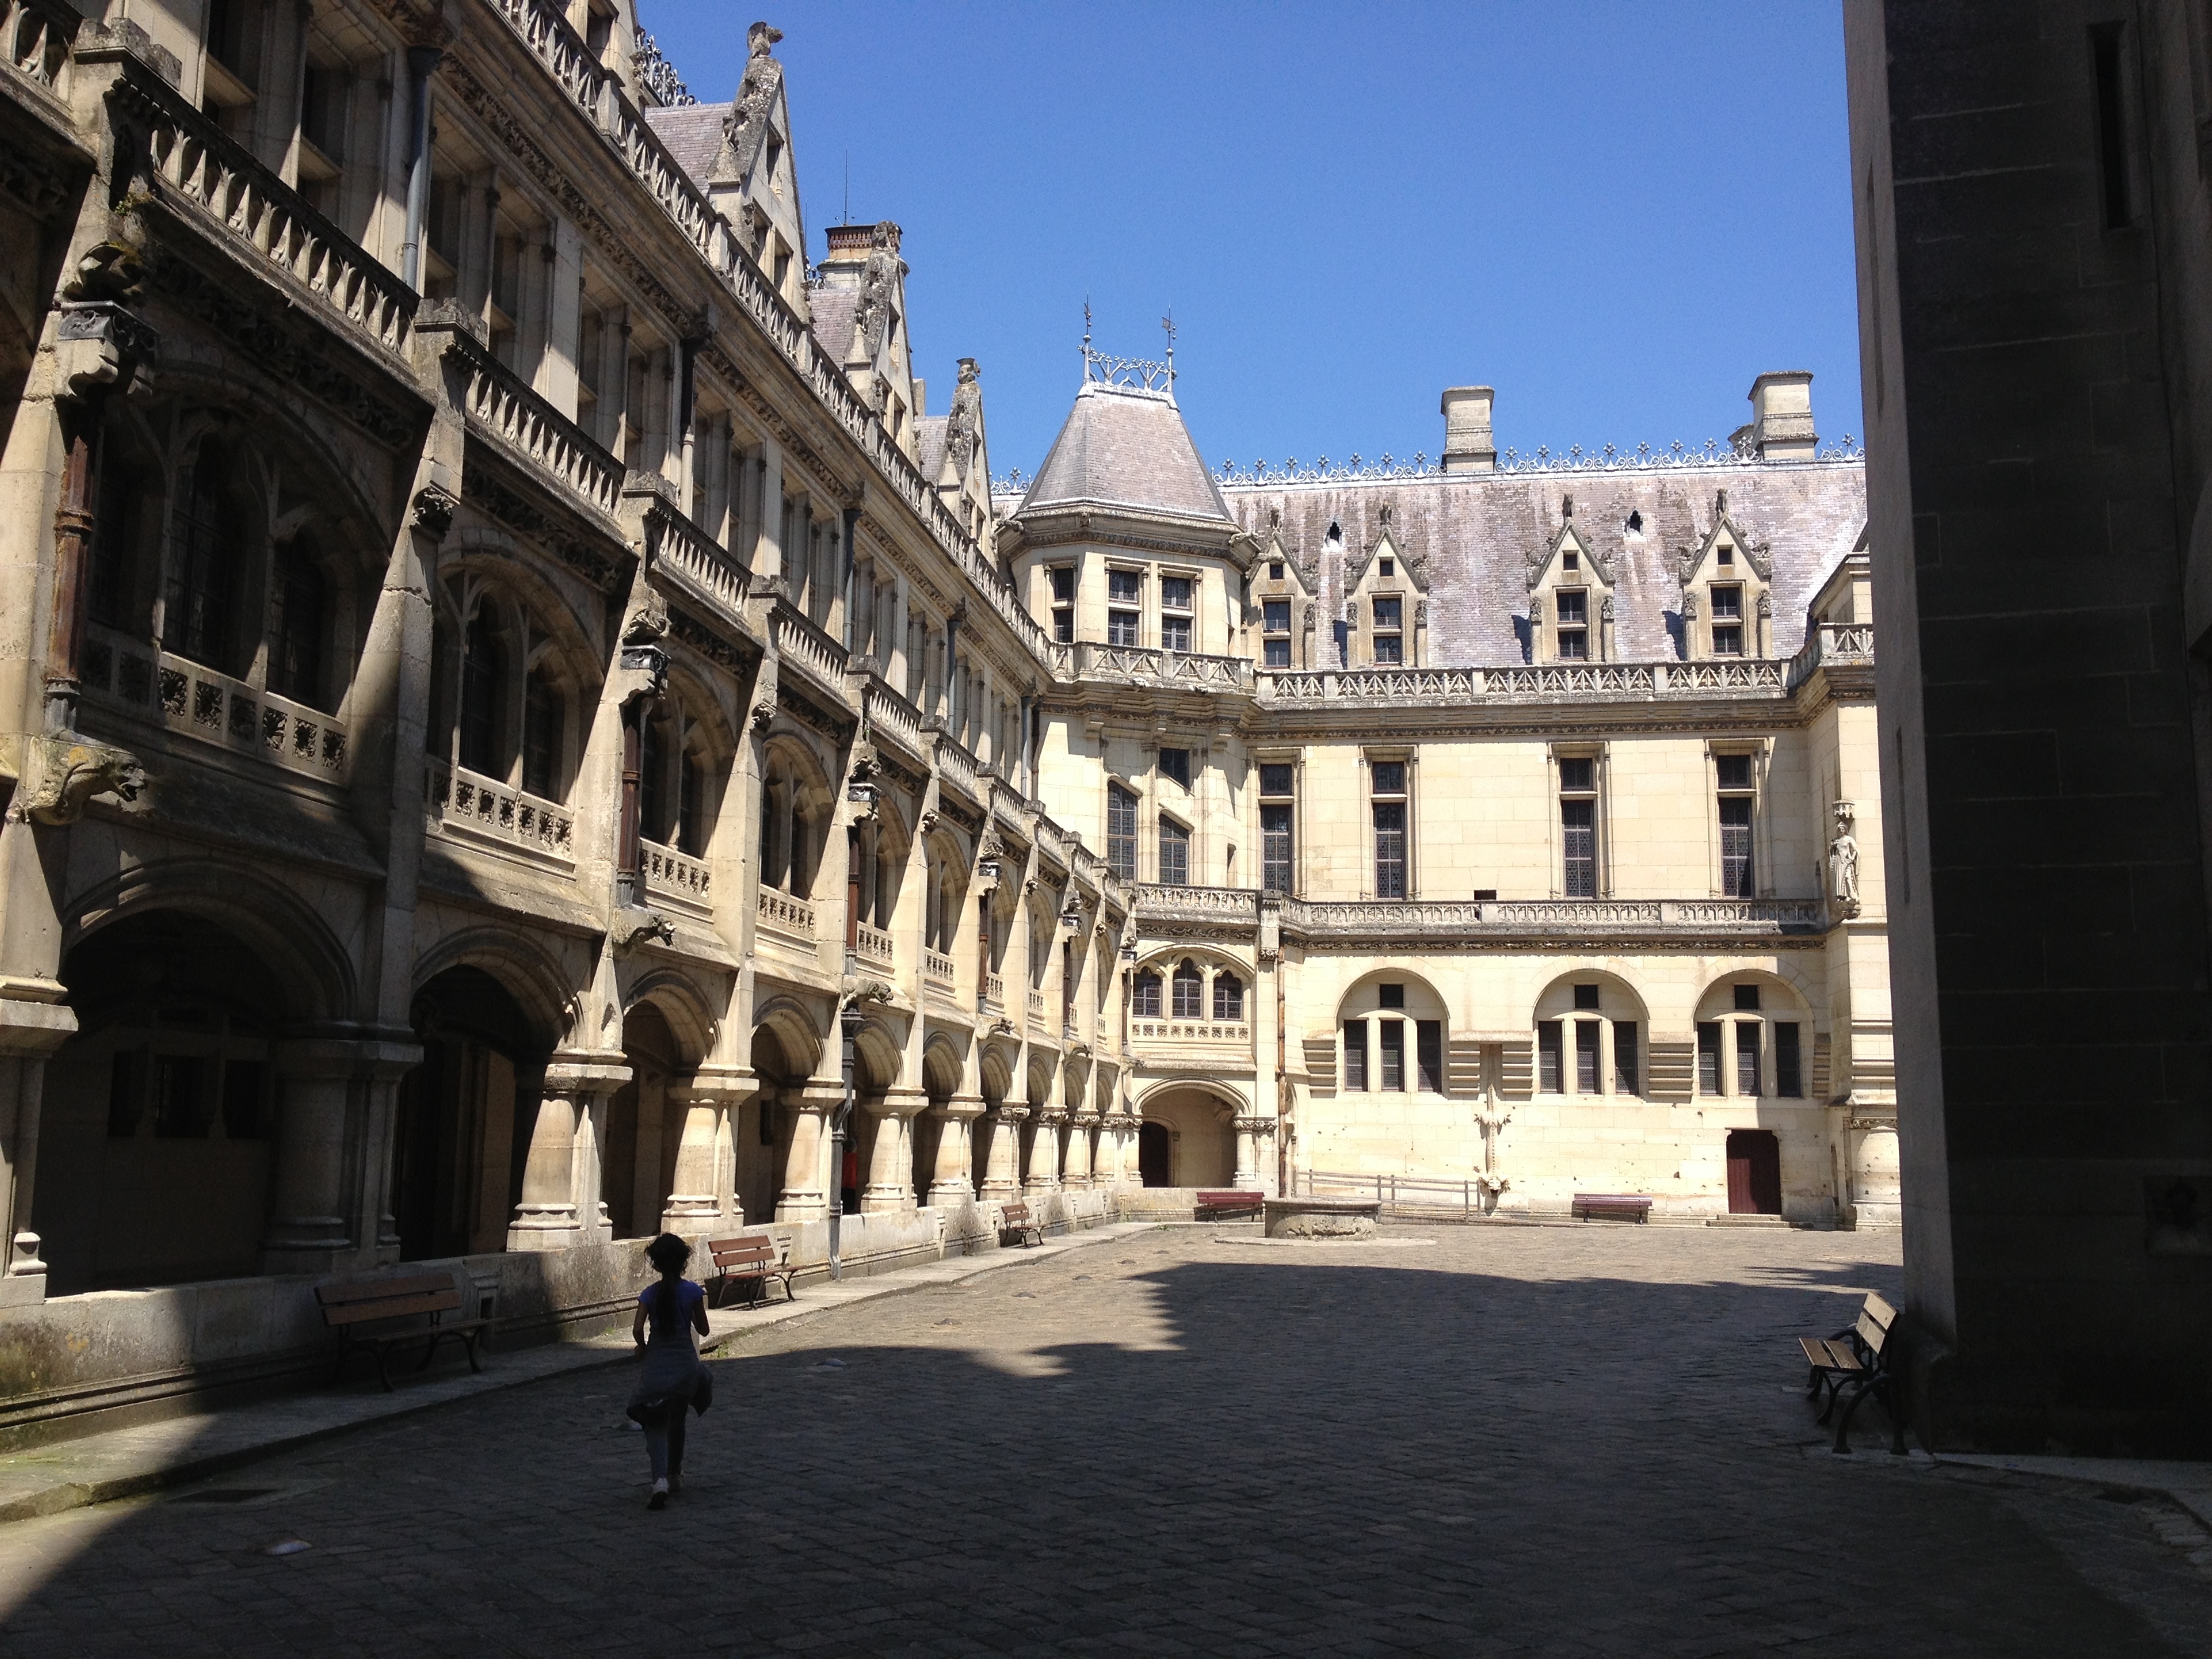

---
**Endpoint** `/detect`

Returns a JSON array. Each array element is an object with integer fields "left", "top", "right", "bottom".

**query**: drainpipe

[{"left": 400, "top": 47, "right": 442, "bottom": 291}]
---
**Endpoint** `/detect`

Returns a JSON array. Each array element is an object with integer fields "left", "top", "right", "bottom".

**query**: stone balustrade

[
  {"left": 81, "top": 625, "right": 350, "bottom": 781},
  {"left": 1063, "top": 642, "right": 1254, "bottom": 691},
  {"left": 855, "top": 921, "right": 895, "bottom": 968},
  {"left": 640, "top": 838, "right": 711, "bottom": 912},
  {"left": 924, "top": 949, "right": 958, "bottom": 991},
  {"left": 1131, "top": 1019, "right": 1251, "bottom": 1044},
  {"left": 1254, "top": 659, "right": 1803, "bottom": 707},
  {"left": 1133, "top": 883, "right": 1261, "bottom": 924},
  {"left": 861, "top": 678, "right": 925, "bottom": 760},
  {"left": 424, "top": 759, "right": 575, "bottom": 867},
  {"left": 3, "top": 0, "right": 75, "bottom": 100},
  {"left": 451, "top": 329, "right": 623, "bottom": 522},
  {"left": 983, "top": 970, "right": 1005, "bottom": 1008},
  {"left": 642, "top": 491, "right": 748, "bottom": 626},
  {"left": 756, "top": 886, "right": 815, "bottom": 941},
  {"left": 117, "top": 64, "right": 415, "bottom": 358},
  {"left": 933, "top": 730, "right": 983, "bottom": 803},
  {"left": 769, "top": 599, "right": 849, "bottom": 693}
]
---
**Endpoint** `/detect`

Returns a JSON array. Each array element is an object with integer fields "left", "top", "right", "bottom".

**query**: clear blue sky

[{"left": 640, "top": 1, "right": 1860, "bottom": 480}]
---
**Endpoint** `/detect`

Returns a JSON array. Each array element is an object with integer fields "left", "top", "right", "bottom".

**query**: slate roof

[
  {"left": 808, "top": 285, "right": 859, "bottom": 362},
  {"left": 915, "top": 414, "right": 949, "bottom": 483},
  {"left": 1015, "top": 382, "right": 1233, "bottom": 525},
  {"left": 644, "top": 103, "right": 729, "bottom": 188},
  {"left": 1223, "top": 463, "right": 1866, "bottom": 662}
]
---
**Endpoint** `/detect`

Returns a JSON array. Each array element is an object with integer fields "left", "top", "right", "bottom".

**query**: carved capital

[{"left": 55, "top": 300, "right": 159, "bottom": 406}]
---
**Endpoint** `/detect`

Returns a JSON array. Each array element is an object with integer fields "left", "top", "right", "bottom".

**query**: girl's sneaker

[
  {"left": 647, "top": 1479, "right": 669, "bottom": 1511},
  {"left": 667, "top": 1473, "right": 682, "bottom": 1495}
]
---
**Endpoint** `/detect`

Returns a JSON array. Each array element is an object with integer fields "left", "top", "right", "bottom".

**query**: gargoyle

[
  {"left": 26, "top": 735, "right": 146, "bottom": 825},
  {"left": 609, "top": 905, "right": 675, "bottom": 957}
]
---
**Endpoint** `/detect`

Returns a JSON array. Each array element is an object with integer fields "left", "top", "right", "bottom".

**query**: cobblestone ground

[{"left": 4, "top": 1224, "right": 2211, "bottom": 1658}]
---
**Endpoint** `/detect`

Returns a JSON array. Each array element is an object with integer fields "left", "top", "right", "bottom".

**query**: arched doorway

[
  {"left": 1138, "top": 1086, "right": 1237, "bottom": 1187},
  {"left": 1138, "top": 1122, "right": 1172, "bottom": 1187},
  {"left": 1726, "top": 1130, "right": 1782, "bottom": 1216},
  {"left": 41, "top": 912, "right": 287, "bottom": 1294},
  {"left": 396, "top": 966, "right": 546, "bottom": 1261},
  {"left": 603, "top": 1002, "right": 682, "bottom": 1240}
]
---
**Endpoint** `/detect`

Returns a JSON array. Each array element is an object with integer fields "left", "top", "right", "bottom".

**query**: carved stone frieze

[{"left": 460, "top": 459, "right": 625, "bottom": 592}]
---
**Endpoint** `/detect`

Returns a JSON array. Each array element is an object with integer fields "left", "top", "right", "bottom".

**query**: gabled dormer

[
  {"left": 1343, "top": 506, "right": 1428, "bottom": 668},
  {"left": 811, "top": 220, "right": 920, "bottom": 464},
  {"left": 1674, "top": 489, "right": 1774, "bottom": 659},
  {"left": 1523, "top": 495, "right": 1616, "bottom": 663},
  {"left": 703, "top": 21, "right": 808, "bottom": 314},
  {"left": 1248, "top": 511, "right": 1317, "bottom": 670}
]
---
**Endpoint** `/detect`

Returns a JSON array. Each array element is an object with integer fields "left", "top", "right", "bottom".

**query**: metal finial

[{"left": 1162, "top": 311, "right": 1176, "bottom": 382}]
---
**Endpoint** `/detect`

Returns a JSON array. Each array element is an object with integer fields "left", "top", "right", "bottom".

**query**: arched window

[
  {"left": 1536, "top": 977, "right": 1644, "bottom": 1100},
  {"left": 1212, "top": 971, "right": 1244, "bottom": 1022},
  {"left": 1693, "top": 978, "right": 1804, "bottom": 1101},
  {"left": 522, "top": 668, "right": 563, "bottom": 800},
  {"left": 1132, "top": 970, "right": 1162, "bottom": 1019},
  {"left": 267, "top": 539, "right": 327, "bottom": 706},
  {"left": 639, "top": 706, "right": 673, "bottom": 843},
  {"left": 458, "top": 603, "right": 505, "bottom": 775},
  {"left": 164, "top": 441, "right": 248, "bottom": 674},
  {"left": 1171, "top": 960, "right": 1204, "bottom": 1019}
]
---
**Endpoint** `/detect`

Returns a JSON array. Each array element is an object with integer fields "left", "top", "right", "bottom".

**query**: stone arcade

[{"left": 0, "top": 0, "right": 1886, "bottom": 1441}]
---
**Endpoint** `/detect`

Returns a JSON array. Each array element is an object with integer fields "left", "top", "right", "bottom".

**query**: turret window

[
  {"left": 1048, "top": 565, "right": 1074, "bottom": 643},
  {"left": 1161, "top": 574, "right": 1193, "bottom": 652},
  {"left": 1107, "top": 568, "right": 1141, "bottom": 647}
]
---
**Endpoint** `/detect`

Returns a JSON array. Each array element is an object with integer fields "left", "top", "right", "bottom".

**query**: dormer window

[
  {"left": 1372, "top": 595, "right": 1404, "bottom": 664},
  {"left": 1263, "top": 599, "right": 1291, "bottom": 668},
  {"left": 765, "top": 129, "right": 785, "bottom": 192},
  {"left": 1563, "top": 550, "right": 1579, "bottom": 572},
  {"left": 1718, "top": 541, "right": 1734, "bottom": 567},
  {"left": 1711, "top": 585, "right": 1744, "bottom": 656},
  {"left": 1380, "top": 556, "right": 1395, "bottom": 578},
  {"left": 1556, "top": 590, "right": 1589, "bottom": 660},
  {"left": 1269, "top": 560, "right": 1284, "bottom": 581},
  {"left": 1160, "top": 575, "right": 1193, "bottom": 653}
]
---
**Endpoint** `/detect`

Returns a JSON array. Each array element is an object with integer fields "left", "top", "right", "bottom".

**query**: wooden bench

[
  {"left": 1572, "top": 1193, "right": 1654, "bottom": 1223},
  {"left": 999, "top": 1202, "right": 1044, "bottom": 1248},
  {"left": 706, "top": 1234, "right": 797, "bottom": 1309},
  {"left": 1195, "top": 1189, "right": 1264, "bottom": 1221},
  {"left": 316, "top": 1272, "right": 487, "bottom": 1392},
  {"left": 1799, "top": 1290, "right": 1908, "bottom": 1454}
]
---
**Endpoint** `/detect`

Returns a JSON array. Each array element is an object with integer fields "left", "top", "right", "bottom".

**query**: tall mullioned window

[
  {"left": 1717, "top": 752, "right": 1755, "bottom": 897},
  {"left": 1106, "top": 783, "right": 1138, "bottom": 881},
  {"left": 1559, "top": 756, "right": 1597, "bottom": 898},
  {"left": 1158, "top": 816, "right": 1190, "bottom": 886},
  {"left": 1343, "top": 1020, "right": 1369, "bottom": 1091},
  {"left": 1556, "top": 589, "right": 1588, "bottom": 660},
  {"left": 1107, "top": 568, "right": 1141, "bottom": 647},
  {"left": 1048, "top": 565, "right": 1074, "bottom": 643},
  {"left": 1372, "top": 759, "right": 1408, "bottom": 899},
  {"left": 1711, "top": 583, "right": 1744, "bottom": 656},
  {"left": 1263, "top": 599, "right": 1291, "bottom": 668},
  {"left": 1160, "top": 574, "right": 1193, "bottom": 652},
  {"left": 1372, "top": 595, "right": 1403, "bottom": 664},
  {"left": 1259, "top": 762, "right": 1294, "bottom": 895}
]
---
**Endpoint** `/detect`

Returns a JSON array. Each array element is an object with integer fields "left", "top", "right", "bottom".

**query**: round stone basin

[{"left": 1264, "top": 1196, "right": 1381, "bottom": 1240}]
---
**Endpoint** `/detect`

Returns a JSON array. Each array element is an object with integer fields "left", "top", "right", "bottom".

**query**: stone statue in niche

[{"left": 1828, "top": 801, "right": 1861, "bottom": 916}]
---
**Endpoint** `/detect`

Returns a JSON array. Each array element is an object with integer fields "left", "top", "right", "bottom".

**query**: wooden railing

[
  {"left": 424, "top": 758, "right": 575, "bottom": 865},
  {"left": 81, "top": 625, "right": 350, "bottom": 781}
]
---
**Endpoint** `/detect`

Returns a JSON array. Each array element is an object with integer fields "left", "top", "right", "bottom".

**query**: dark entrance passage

[
  {"left": 1725, "top": 1129, "right": 1781, "bottom": 1215},
  {"left": 396, "top": 967, "right": 544, "bottom": 1261},
  {"left": 1139, "top": 1120, "right": 1172, "bottom": 1187}
]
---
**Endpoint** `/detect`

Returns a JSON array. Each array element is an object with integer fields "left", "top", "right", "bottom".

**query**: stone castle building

[{"left": 0, "top": 0, "right": 1885, "bottom": 1438}]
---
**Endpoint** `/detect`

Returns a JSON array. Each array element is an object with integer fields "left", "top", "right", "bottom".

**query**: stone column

[
  {"left": 863, "top": 1084, "right": 929, "bottom": 1212},
  {"left": 1847, "top": 1113, "right": 1902, "bottom": 1230},
  {"left": 775, "top": 1078, "right": 844, "bottom": 1221},
  {"left": 928, "top": 1092, "right": 983, "bottom": 1206},
  {"left": 0, "top": 1000, "right": 77, "bottom": 1307},
  {"left": 262, "top": 1037, "right": 422, "bottom": 1275},
  {"left": 657, "top": 1084, "right": 725, "bottom": 1236},
  {"left": 508, "top": 1058, "right": 628, "bottom": 1251},
  {"left": 1233, "top": 1115, "right": 1264, "bottom": 1191},
  {"left": 979, "top": 1103, "right": 1026, "bottom": 1202},
  {"left": 1064, "top": 1111, "right": 1097, "bottom": 1190},
  {"left": 1025, "top": 1107, "right": 1065, "bottom": 1198}
]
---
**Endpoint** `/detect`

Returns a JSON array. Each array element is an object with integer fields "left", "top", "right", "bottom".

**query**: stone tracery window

[{"left": 1171, "top": 960, "right": 1204, "bottom": 1019}]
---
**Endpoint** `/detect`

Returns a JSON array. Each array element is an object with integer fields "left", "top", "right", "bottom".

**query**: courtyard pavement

[{"left": 3, "top": 1223, "right": 2211, "bottom": 1657}]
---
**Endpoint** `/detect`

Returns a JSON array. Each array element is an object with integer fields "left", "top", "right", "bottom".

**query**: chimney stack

[
  {"left": 1440, "top": 386, "right": 1496, "bottom": 474},
  {"left": 1747, "top": 371, "right": 1817, "bottom": 461}
]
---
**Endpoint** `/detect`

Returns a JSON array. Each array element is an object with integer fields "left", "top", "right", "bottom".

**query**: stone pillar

[
  {"left": 657, "top": 1086, "right": 725, "bottom": 1236},
  {"left": 863, "top": 1084, "right": 928, "bottom": 1213},
  {"left": 979, "top": 1103, "right": 1026, "bottom": 1202},
  {"left": 775, "top": 1078, "right": 843, "bottom": 1221},
  {"left": 0, "top": 999, "right": 77, "bottom": 1307},
  {"left": 1025, "top": 1106, "right": 1065, "bottom": 1198},
  {"left": 1847, "top": 1113, "right": 1902, "bottom": 1231},
  {"left": 262, "top": 1037, "right": 421, "bottom": 1275},
  {"left": 1065, "top": 1111, "right": 1097, "bottom": 1190},
  {"left": 1232, "top": 1115, "right": 1272, "bottom": 1191},
  {"left": 928, "top": 1092, "right": 983, "bottom": 1206},
  {"left": 508, "top": 1059, "right": 628, "bottom": 1251}
]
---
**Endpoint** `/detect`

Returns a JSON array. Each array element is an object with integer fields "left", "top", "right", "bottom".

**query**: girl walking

[{"left": 628, "top": 1232, "right": 712, "bottom": 1509}]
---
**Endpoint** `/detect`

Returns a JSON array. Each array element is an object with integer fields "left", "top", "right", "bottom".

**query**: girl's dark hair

[{"left": 645, "top": 1233, "right": 691, "bottom": 1337}]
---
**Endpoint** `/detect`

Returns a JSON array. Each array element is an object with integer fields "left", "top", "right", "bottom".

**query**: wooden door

[{"left": 1726, "top": 1129, "right": 1781, "bottom": 1214}]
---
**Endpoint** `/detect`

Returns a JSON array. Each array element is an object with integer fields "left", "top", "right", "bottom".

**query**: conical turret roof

[{"left": 1015, "top": 381, "right": 1231, "bottom": 526}]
